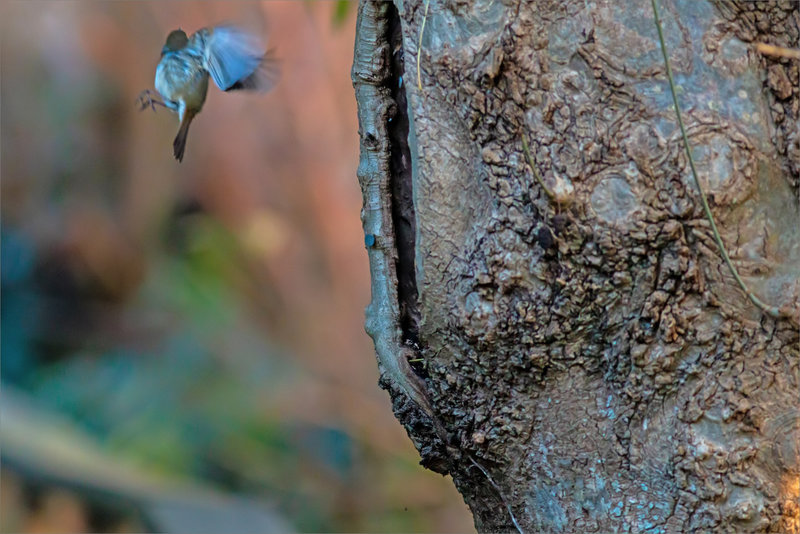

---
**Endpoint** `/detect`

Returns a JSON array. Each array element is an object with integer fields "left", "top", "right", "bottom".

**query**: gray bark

[{"left": 353, "top": 0, "right": 800, "bottom": 532}]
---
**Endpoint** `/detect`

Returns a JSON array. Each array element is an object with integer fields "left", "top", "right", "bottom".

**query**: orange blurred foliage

[{"left": 0, "top": 2, "right": 473, "bottom": 532}]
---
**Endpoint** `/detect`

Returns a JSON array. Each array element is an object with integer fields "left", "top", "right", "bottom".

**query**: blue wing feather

[{"left": 203, "top": 26, "right": 267, "bottom": 91}]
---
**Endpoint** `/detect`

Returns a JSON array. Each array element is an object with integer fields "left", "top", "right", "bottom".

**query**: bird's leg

[{"left": 136, "top": 89, "right": 167, "bottom": 112}]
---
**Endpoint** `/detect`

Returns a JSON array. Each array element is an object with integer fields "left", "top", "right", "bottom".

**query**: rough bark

[{"left": 353, "top": 0, "right": 800, "bottom": 532}]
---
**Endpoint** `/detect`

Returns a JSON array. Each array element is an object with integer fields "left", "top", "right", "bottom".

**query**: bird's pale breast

[{"left": 155, "top": 50, "right": 209, "bottom": 114}]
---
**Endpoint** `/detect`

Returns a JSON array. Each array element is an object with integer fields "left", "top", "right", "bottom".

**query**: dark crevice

[{"left": 386, "top": 4, "right": 424, "bottom": 376}]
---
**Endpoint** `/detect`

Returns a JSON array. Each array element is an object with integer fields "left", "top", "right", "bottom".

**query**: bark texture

[{"left": 353, "top": 0, "right": 800, "bottom": 532}]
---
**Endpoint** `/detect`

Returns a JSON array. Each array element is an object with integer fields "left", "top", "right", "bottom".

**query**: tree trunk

[{"left": 352, "top": 0, "right": 800, "bottom": 532}]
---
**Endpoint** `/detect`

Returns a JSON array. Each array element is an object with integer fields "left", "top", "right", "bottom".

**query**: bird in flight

[{"left": 138, "top": 25, "right": 278, "bottom": 162}]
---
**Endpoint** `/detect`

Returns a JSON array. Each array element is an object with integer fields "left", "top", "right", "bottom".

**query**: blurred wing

[
  {"left": 204, "top": 26, "right": 267, "bottom": 91},
  {"left": 224, "top": 49, "right": 280, "bottom": 93}
]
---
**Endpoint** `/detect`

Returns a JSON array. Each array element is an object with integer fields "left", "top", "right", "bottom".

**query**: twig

[
  {"left": 521, "top": 133, "right": 556, "bottom": 201},
  {"left": 755, "top": 42, "right": 800, "bottom": 60},
  {"left": 651, "top": 0, "right": 787, "bottom": 320},
  {"left": 467, "top": 456, "right": 525, "bottom": 534},
  {"left": 417, "top": 0, "right": 430, "bottom": 90}
]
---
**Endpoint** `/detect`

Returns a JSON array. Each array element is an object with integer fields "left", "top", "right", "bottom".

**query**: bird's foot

[{"left": 136, "top": 90, "right": 165, "bottom": 112}]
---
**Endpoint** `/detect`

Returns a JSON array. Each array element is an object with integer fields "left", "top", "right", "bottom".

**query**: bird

[{"left": 137, "top": 25, "right": 278, "bottom": 162}]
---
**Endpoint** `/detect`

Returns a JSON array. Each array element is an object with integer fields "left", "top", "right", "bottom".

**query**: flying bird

[{"left": 138, "top": 25, "right": 278, "bottom": 162}]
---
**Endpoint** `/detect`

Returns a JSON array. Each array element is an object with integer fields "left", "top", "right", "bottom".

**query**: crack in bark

[
  {"left": 353, "top": 0, "right": 437, "bottom": 427},
  {"left": 386, "top": 3, "right": 423, "bottom": 369}
]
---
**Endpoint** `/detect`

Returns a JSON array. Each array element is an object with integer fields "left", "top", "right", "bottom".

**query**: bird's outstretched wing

[
  {"left": 203, "top": 26, "right": 276, "bottom": 92},
  {"left": 224, "top": 49, "right": 279, "bottom": 93}
]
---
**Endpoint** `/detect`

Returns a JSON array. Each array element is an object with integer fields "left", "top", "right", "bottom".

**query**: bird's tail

[{"left": 173, "top": 110, "right": 197, "bottom": 162}]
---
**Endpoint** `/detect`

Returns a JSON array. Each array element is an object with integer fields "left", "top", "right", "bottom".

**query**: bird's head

[{"left": 162, "top": 29, "right": 189, "bottom": 55}]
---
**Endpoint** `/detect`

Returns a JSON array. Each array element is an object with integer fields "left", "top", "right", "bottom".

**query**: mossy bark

[{"left": 353, "top": 0, "right": 800, "bottom": 532}]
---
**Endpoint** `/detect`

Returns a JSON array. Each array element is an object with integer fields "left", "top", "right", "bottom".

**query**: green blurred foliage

[{"left": 332, "top": 1, "right": 355, "bottom": 28}]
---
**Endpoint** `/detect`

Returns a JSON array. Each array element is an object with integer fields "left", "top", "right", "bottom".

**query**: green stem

[
  {"left": 417, "top": 0, "right": 430, "bottom": 90},
  {"left": 521, "top": 134, "right": 557, "bottom": 201},
  {"left": 651, "top": 0, "right": 784, "bottom": 320}
]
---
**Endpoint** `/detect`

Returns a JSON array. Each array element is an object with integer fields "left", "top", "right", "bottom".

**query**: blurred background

[{"left": 0, "top": 2, "right": 473, "bottom": 532}]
